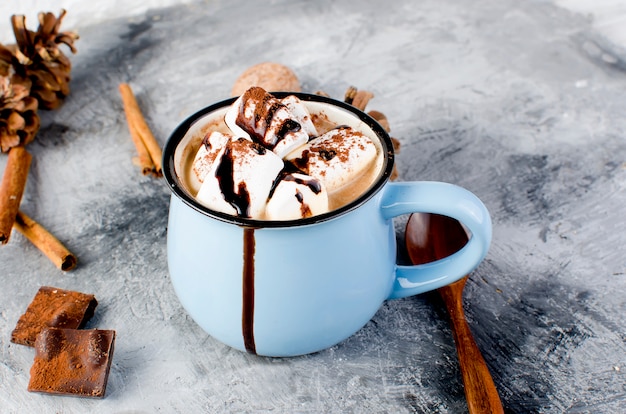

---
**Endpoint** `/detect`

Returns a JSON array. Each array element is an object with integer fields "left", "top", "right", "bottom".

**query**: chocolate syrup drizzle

[
  {"left": 242, "top": 228, "right": 256, "bottom": 354},
  {"left": 295, "top": 190, "right": 312, "bottom": 217},
  {"left": 267, "top": 166, "right": 323, "bottom": 200},
  {"left": 214, "top": 143, "right": 252, "bottom": 217},
  {"left": 228, "top": 88, "right": 329, "bottom": 354},
  {"left": 282, "top": 171, "right": 323, "bottom": 194},
  {"left": 276, "top": 118, "right": 301, "bottom": 141}
]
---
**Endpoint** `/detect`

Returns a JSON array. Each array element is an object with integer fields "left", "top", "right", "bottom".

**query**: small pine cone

[{"left": 0, "top": 70, "right": 40, "bottom": 152}]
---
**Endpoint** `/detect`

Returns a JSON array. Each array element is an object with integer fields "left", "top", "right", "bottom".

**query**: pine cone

[
  {"left": 11, "top": 10, "right": 78, "bottom": 110},
  {"left": 0, "top": 51, "right": 40, "bottom": 152}
]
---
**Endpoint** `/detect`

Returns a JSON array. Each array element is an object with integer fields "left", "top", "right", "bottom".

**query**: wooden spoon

[{"left": 405, "top": 213, "right": 504, "bottom": 414}]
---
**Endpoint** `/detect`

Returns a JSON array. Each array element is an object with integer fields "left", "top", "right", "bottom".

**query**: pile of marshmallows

[{"left": 191, "top": 86, "right": 377, "bottom": 220}]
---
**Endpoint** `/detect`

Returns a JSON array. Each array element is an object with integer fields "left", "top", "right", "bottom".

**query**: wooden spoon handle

[{"left": 439, "top": 284, "right": 504, "bottom": 414}]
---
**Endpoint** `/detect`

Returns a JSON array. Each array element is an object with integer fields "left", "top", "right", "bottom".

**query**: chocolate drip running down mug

[{"left": 163, "top": 92, "right": 492, "bottom": 357}]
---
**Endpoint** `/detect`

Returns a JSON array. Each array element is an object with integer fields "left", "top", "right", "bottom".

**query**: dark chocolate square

[
  {"left": 11, "top": 286, "right": 98, "bottom": 346},
  {"left": 28, "top": 328, "right": 116, "bottom": 398}
]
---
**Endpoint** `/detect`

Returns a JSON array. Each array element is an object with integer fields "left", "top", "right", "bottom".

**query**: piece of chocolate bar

[
  {"left": 11, "top": 286, "right": 98, "bottom": 346},
  {"left": 28, "top": 328, "right": 116, "bottom": 398}
]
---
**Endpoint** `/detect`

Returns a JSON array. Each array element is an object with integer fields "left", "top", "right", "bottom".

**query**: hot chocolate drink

[
  {"left": 176, "top": 87, "right": 384, "bottom": 220},
  {"left": 163, "top": 88, "right": 492, "bottom": 357}
]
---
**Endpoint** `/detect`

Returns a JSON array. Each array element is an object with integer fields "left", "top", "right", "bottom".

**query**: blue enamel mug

[{"left": 163, "top": 92, "right": 492, "bottom": 357}]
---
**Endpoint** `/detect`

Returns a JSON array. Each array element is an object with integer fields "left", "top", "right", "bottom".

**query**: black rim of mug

[{"left": 162, "top": 92, "right": 395, "bottom": 228}]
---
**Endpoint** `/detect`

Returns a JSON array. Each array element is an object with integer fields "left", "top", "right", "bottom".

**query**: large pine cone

[
  {"left": 0, "top": 50, "right": 40, "bottom": 152},
  {"left": 11, "top": 10, "right": 78, "bottom": 110}
]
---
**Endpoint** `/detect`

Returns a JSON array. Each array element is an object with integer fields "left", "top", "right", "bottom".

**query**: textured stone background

[{"left": 1, "top": 0, "right": 625, "bottom": 412}]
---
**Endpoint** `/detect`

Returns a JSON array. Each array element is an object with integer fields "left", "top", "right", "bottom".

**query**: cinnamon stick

[
  {"left": 344, "top": 85, "right": 357, "bottom": 104},
  {"left": 0, "top": 146, "right": 32, "bottom": 244},
  {"left": 367, "top": 110, "right": 391, "bottom": 132},
  {"left": 351, "top": 90, "right": 374, "bottom": 111},
  {"left": 14, "top": 210, "right": 77, "bottom": 271},
  {"left": 119, "top": 83, "right": 163, "bottom": 176},
  {"left": 123, "top": 106, "right": 155, "bottom": 176}
]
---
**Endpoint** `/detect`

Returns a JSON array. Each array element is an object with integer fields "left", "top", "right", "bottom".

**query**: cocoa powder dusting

[
  {"left": 244, "top": 86, "right": 270, "bottom": 103},
  {"left": 310, "top": 130, "right": 351, "bottom": 163}
]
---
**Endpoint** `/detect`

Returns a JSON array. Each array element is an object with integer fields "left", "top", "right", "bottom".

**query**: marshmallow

[
  {"left": 196, "top": 137, "right": 284, "bottom": 219},
  {"left": 266, "top": 173, "right": 328, "bottom": 220},
  {"left": 224, "top": 87, "right": 310, "bottom": 158},
  {"left": 224, "top": 95, "right": 251, "bottom": 140},
  {"left": 286, "top": 126, "right": 378, "bottom": 193},
  {"left": 281, "top": 95, "right": 318, "bottom": 137},
  {"left": 192, "top": 131, "right": 231, "bottom": 183}
]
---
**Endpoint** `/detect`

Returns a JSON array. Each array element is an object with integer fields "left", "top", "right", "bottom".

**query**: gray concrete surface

[{"left": 1, "top": 0, "right": 625, "bottom": 412}]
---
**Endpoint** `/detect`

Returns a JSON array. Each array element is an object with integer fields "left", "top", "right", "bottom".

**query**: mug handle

[{"left": 381, "top": 181, "right": 492, "bottom": 300}]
